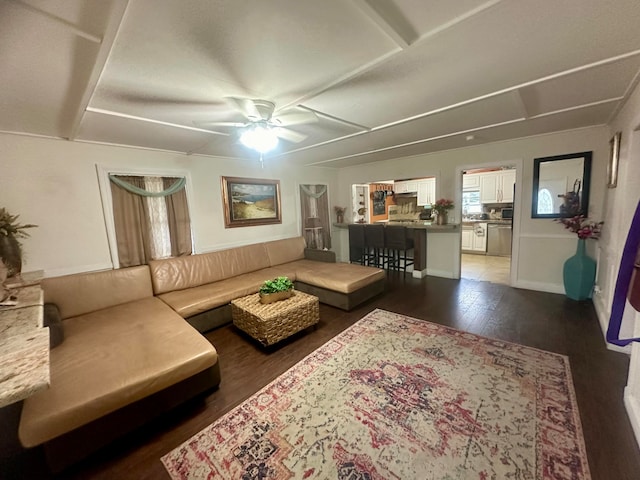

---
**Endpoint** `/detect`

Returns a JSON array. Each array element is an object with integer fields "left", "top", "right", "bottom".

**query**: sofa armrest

[{"left": 304, "top": 248, "right": 336, "bottom": 263}]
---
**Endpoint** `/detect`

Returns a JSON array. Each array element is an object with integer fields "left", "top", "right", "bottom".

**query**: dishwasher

[{"left": 487, "top": 223, "right": 512, "bottom": 256}]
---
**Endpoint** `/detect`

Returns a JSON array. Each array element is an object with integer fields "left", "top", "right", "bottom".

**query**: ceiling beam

[
  {"left": 67, "top": 0, "right": 130, "bottom": 140},
  {"left": 85, "top": 108, "right": 229, "bottom": 136},
  {"left": 511, "top": 90, "right": 530, "bottom": 119},
  {"left": 529, "top": 98, "right": 622, "bottom": 119},
  {"left": 307, "top": 118, "right": 527, "bottom": 166},
  {"left": 298, "top": 106, "right": 371, "bottom": 131},
  {"left": 352, "top": 0, "right": 414, "bottom": 48},
  {"left": 8, "top": 0, "right": 102, "bottom": 43}
]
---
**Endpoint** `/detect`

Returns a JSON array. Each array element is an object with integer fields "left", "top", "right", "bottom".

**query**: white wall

[
  {"left": 593, "top": 80, "right": 640, "bottom": 447},
  {"left": 333, "top": 126, "right": 610, "bottom": 291},
  {"left": 0, "top": 133, "right": 337, "bottom": 277}
]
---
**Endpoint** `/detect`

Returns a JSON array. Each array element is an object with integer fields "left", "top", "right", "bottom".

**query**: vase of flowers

[
  {"left": 556, "top": 215, "right": 603, "bottom": 301},
  {"left": 0, "top": 208, "right": 37, "bottom": 277},
  {"left": 433, "top": 198, "right": 454, "bottom": 225},
  {"left": 334, "top": 206, "right": 346, "bottom": 224}
]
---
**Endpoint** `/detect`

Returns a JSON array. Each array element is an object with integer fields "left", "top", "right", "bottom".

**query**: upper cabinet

[
  {"left": 479, "top": 170, "right": 515, "bottom": 204},
  {"left": 394, "top": 180, "right": 418, "bottom": 194},
  {"left": 417, "top": 178, "right": 436, "bottom": 206},
  {"left": 462, "top": 173, "right": 481, "bottom": 191}
]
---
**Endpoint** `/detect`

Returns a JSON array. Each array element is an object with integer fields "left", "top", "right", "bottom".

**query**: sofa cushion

[
  {"left": 264, "top": 237, "right": 306, "bottom": 266},
  {"left": 18, "top": 297, "right": 217, "bottom": 448},
  {"left": 149, "top": 243, "right": 270, "bottom": 295},
  {"left": 291, "top": 260, "right": 385, "bottom": 294},
  {"left": 158, "top": 265, "right": 298, "bottom": 318},
  {"left": 42, "top": 266, "right": 153, "bottom": 320}
]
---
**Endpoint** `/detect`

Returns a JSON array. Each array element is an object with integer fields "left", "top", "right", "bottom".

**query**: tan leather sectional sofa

[
  {"left": 149, "top": 236, "right": 385, "bottom": 332},
  {"left": 18, "top": 236, "right": 384, "bottom": 470}
]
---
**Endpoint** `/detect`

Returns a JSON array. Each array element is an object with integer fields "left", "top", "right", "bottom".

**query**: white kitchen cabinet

[
  {"left": 417, "top": 178, "right": 436, "bottom": 206},
  {"left": 480, "top": 173, "right": 498, "bottom": 203},
  {"left": 479, "top": 170, "right": 516, "bottom": 204},
  {"left": 461, "top": 222, "right": 487, "bottom": 252},
  {"left": 394, "top": 180, "right": 418, "bottom": 194},
  {"left": 463, "top": 173, "right": 481, "bottom": 190},
  {"left": 461, "top": 228, "right": 473, "bottom": 250},
  {"left": 500, "top": 169, "right": 516, "bottom": 203},
  {"left": 472, "top": 223, "right": 487, "bottom": 252}
]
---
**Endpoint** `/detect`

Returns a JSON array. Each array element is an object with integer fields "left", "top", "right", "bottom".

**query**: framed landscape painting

[{"left": 221, "top": 176, "right": 281, "bottom": 228}]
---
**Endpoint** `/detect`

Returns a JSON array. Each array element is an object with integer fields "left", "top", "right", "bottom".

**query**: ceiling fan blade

[
  {"left": 272, "top": 111, "right": 318, "bottom": 127},
  {"left": 226, "top": 97, "right": 261, "bottom": 121},
  {"left": 193, "top": 121, "right": 246, "bottom": 128},
  {"left": 274, "top": 127, "right": 307, "bottom": 143}
]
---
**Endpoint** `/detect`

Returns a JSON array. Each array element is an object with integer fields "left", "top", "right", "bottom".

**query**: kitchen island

[{"left": 335, "top": 222, "right": 461, "bottom": 279}]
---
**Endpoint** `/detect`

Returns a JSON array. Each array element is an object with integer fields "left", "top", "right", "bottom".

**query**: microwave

[{"left": 501, "top": 208, "right": 513, "bottom": 219}]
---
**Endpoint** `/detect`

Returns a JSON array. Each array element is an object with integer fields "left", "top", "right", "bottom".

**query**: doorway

[{"left": 460, "top": 165, "right": 516, "bottom": 285}]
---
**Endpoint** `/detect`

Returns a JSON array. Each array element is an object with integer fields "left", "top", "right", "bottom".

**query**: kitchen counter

[
  {"left": 462, "top": 219, "right": 511, "bottom": 225},
  {"left": 338, "top": 222, "right": 461, "bottom": 279},
  {"left": 335, "top": 222, "right": 460, "bottom": 232}
]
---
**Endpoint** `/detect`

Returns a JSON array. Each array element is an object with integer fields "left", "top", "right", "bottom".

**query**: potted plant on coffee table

[{"left": 259, "top": 276, "right": 295, "bottom": 304}]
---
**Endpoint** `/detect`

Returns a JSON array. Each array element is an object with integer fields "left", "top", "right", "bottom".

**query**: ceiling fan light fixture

[{"left": 239, "top": 124, "right": 279, "bottom": 153}]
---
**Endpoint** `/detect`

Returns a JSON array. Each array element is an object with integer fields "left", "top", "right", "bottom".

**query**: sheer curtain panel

[{"left": 109, "top": 175, "right": 192, "bottom": 267}]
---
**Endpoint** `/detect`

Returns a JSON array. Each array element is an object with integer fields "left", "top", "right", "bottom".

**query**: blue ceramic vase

[{"left": 563, "top": 238, "right": 596, "bottom": 301}]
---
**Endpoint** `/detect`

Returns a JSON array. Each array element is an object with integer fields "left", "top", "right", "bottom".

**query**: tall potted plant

[
  {"left": 0, "top": 208, "right": 37, "bottom": 277},
  {"left": 556, "top": 215, "right": 603, "bottom": 300}
]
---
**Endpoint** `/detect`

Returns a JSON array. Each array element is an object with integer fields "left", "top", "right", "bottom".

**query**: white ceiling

[{"left": 2, "top": 0, "right": 640, "bottom": 168}]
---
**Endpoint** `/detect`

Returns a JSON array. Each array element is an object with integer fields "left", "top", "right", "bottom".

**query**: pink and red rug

[{"left": 162, "top": 309, "right": 591, "bottom": 479}]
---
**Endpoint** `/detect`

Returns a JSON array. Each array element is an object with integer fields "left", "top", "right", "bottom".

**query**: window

[
  {"left": 462, "top": 191, "right": 482, "bottom": 214},
  {"left": 99, "top": 168, "right": 194, "bottom": 268},
  {"left": 537, "top": 188, "right": 553, "bottom": 214}
]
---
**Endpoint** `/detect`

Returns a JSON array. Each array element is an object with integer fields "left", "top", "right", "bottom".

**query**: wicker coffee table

[{"left": 231, "top": 290, "right": 319, "bottom": 346}]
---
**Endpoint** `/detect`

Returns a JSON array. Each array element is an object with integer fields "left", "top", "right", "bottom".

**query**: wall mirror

[{"left": 532, "top": 151, "right": 592, "bottom": 218}]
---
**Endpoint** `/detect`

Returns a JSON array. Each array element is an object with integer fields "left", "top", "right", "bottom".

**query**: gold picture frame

[
  {"left": 221, "top": 176, "right": 282, "bottom": 228},
  {"left": 608, "top": 132, "right": 621, "bottom": 188}
]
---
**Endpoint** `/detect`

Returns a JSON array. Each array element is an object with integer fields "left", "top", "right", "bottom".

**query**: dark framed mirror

[{"left": 532, "top": 151, "right": 592, "bottom": 218}]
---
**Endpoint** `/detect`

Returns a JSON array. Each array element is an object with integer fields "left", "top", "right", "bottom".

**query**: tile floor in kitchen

[{"left": 461, "top": 254, "right": 511, "bottom": 285}]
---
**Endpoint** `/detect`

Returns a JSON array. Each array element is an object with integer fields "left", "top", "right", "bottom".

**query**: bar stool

[
  {"left": 364, "top": 224, "right": 387, "bottom": 268},
  {"left": 384, "top": 225, "right": 414, "bottom": 273},
  {"left": 348, "top": 224, "right": 366, "bottom": 265}
]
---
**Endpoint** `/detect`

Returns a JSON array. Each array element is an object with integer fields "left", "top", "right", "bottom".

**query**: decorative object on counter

[
  {"left": 259, "top": 276, "right": 294, "bottom": 304},
  {"left": 0, "top": 207, "right": 37, "bottom": 277},
  {"left": 433, "top": 198, "right": 454, "bottom": 225},
  {"left": 556, "top": 215, "right": 604, "bottom": 301},
  {"left": 0, "top": 262, "right": 9, "bottom": 303},
  {"left": 334, "top": 206, "right": 346, "bottom": 224}
]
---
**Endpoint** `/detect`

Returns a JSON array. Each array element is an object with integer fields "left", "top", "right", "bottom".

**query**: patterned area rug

[{"left": 162, "top": 309, "right": 591, "bottom": 479}]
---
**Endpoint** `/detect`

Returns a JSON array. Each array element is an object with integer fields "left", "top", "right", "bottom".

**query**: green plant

[
  {"left": 0, "top": 208, "right": 37, "bottom": 241},
  {"left": 260, "top": 276, "right": 294, "bottom": 294}
]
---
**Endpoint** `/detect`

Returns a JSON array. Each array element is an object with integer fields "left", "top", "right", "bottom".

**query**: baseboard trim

[
  {"left": 426, "top": 268, "right": 457, "bottom": 279},
  {"left": 624, "top": 387, "right": 640, "bottom": 450},
  {"left": 513, "top": 280, "right": 565, "bottom": 295}
]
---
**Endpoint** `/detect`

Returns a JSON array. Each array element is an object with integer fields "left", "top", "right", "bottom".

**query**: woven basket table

[{"left": 231, "top": 290, "right": 319, "bottom": 346}]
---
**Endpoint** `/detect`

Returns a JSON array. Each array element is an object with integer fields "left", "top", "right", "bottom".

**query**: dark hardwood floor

[{"left": 2, "top": 273, "right": 639, "bottom": 479}]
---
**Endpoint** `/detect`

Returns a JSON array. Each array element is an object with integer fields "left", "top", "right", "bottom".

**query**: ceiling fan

[{"left": 195, "top": 97, "right": 318, "bottom": 153}]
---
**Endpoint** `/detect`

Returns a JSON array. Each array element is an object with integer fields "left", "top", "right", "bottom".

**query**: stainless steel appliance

[
  {"left": 501, "top": 208, "right": 513, "bottom": 220},
  {"left": 487, "top": 223, "right": 512, "bottom": 256}
]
